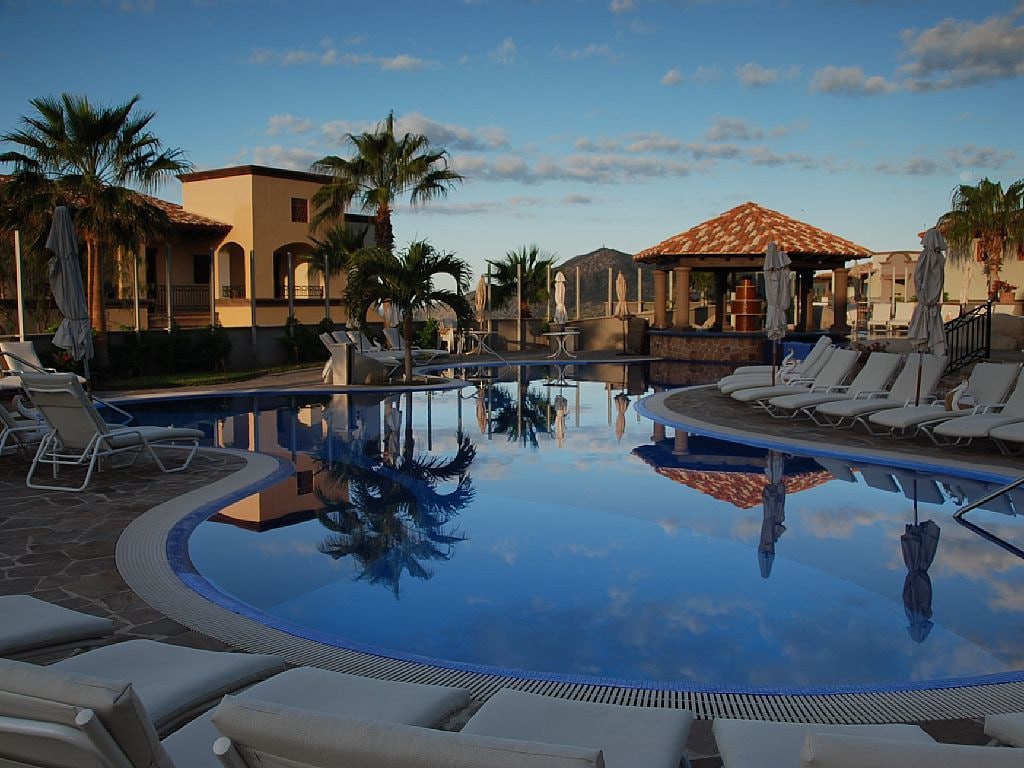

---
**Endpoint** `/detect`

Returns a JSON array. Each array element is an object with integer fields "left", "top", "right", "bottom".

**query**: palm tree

[
  {"left": 0, "top": 93, "right": 190, "bottom": 356},
  {"left": 344, "top": 240, "right": 475, "bottom": 381},
  {"left": 310, "top": 111, "right": 463, "bottom": 251},
  {"left": 488, "top": 245, "right": 558, "bottom": 317},
  {"left": 941, "top": 177, "right": 1024, "bottom": 295},
  {"left": 307, "top": 222, "right": 368, "bottom": 321}
]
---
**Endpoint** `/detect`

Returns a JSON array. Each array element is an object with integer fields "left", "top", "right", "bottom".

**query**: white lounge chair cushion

[
  {"left": 52, "top": 639, "right": 285, "bottom": 734},
  {"left": 985, "top": 711, "right": 1024, "bottom": 747},
  {"left": 712, "top": 718, "right": 933, "bottom": 768},
  {"left": 0, "top": 595, "right": 113, "bottom": 655},
  {"left": 212, "top": 695, "right": 606, "bottom": 768},
  {"left": 101, "top": 425, "right": 204, "bottom": 449},
  {"left": 869, "top": 403, "right": 967, "bottom": 430},
  {"left": 162, "top": 666, "right": 472, "bottom": 768},
  {"left": 800, "top": 732, "right": 1022, "bottom": 768},
  {"left": 990, "top": 421, "right": 1024, "bottom": 446},
  {"left": 933, "top": 414, "right": 1024, "bottom": 440},
  {"left": 0, "top": 657, "right": 172, "bottom": 768},
  {"left": 462, "top": 689, "right": 692, "bottom": 768}
]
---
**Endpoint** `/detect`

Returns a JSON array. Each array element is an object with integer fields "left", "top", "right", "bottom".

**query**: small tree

[
  {"left": 488, "top": 245, "right": 558, "bottom": 317},
  {"left": 942, "top": 177, "right": 1024, "bottom": 295},
  {"left": 308, "top": 222, "right": 368, "bottom": 320},
  {"left": 344, "top": 240, "right": 474, "bottom": 381}
]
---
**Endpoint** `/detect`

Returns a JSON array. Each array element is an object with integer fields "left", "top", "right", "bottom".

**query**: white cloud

[
  {"left": 248, "top": 144, "right": 322, "bottom": 171},
  {"left": 948, "top": 145, "right": 1016, "bottom": 169},
  {"left": 609, "top": 0, "right": 634, "bottom": 13},
  {"left": 736, "top": 62, "right": 778, "bottom": 87},
  {"left": 809, "top": 65, "right": 896, "bottom": 96},
  {"left": 706, "top": 117, "right": 760, "bottom": 142},
  {"left": 489, "top": 37, "right": 517, "bottom": 65},
  {"left": 875, "top": 157, "right": 942, "bottom": 176},
  {"left": 395, "top": 113, "right": 509, "bottom": 151},
  {"left": 563, "top": 193, "right": 596, "bottom": 205},
  {"left": 246, "top": 43, "right": 438, "bottom": 72},
  {"left": 900, "top": 6, "right": 1024, "bottom": 90},
  {"left": 624, "top": 133, "right": 684, "bottom": 154},
  {"left": 661, "top": 68, "right": 683, "bottom": 86},
  {"left": 267, "top": 114, "right": 315, "bottom": 136},
  {"left": 552, "top": 43, "right": 623, "bottom": 63}
]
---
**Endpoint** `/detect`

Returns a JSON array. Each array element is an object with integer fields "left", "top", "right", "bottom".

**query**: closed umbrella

[
  {"left": 475, "top": 274, "right": 487, "bottom": 326},
  {"left": 907, "top": 227, "right": 947, "bottom": 404},
  {"left": 380, "top": 300, "right": 402, "bottom": 328},
  {"left": 45, "top": 207, "right": 93, "bottom": 381},
  {"left": 553, "top": 271, "right": 568, "bottom": 324},
  {"left": 758, "top": 450, "right": 787, "bottom": 578},
  {"left": 613, "top": 271, "right": 629, "bottom": 318},
  {"left": 553, "top": 393, "right": 568, "bottom": 448},
  {"left": 614, "top": 392, "right": 630, "bottom": 442},
  {"left": 763, "top": 242, "right": 791, "bottom": 386},
  {"left": 900, "top": 517, "right": 940, "bottom": 643}
]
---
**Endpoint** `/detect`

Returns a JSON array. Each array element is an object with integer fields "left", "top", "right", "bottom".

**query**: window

[
  {"left": 291, "top": 197, "right": 308, "bottom": 223},
  {"left": 193, "top": 253, "right": 211, "bottom": 285}
]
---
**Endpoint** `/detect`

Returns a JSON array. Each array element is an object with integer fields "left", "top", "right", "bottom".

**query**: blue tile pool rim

[{"left": 156, "top": 385, "right": 1024, "bottom": 699}]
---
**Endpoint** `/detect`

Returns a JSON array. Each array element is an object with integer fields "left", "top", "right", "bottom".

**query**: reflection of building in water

[
  {"left": 632, "top": 434, "right": 831, "bottom": 510},
  {"left": 210, "top": 395, "right": 385, "bottom": 530}
]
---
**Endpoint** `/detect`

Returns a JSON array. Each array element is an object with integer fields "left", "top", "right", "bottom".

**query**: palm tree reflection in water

[
  {"left": 485, "top": 372, "right": 556, "bottom": 448},
  {"left": 315, "top": 393, "right": 476, "bottom": 598}
]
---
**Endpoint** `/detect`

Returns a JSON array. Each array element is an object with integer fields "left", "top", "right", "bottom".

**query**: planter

[{"left": 1000, "top": 292, "right": 1016, "bottom": 304}]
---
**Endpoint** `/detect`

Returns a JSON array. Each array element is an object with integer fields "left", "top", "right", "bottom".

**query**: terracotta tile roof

[
  {"left": 137, "top": 192, "right": 231, "bottom": 231},
  {"left": 0, "top": 175, "right": 230, "bottom": 232},
  {"left": 648, "top": 467, "right": 833, "bottom": 510},
  {"left": 635, "top": 201, "right": 873, "bottom": 262}
]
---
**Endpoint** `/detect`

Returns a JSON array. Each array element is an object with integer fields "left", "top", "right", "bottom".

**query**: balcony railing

[
  {"left": 222, "top": 284, "right": 246, "bottom": 299},
  {"left": 155, "top": 285, "right": 210, "bottom": 312},
  {"left": 276, "top": 285, "right": 324, "bottom": 299}
]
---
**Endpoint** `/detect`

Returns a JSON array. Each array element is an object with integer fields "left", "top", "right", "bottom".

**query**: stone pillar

[
  {"left": 653, "top": 269, "right": 668, "bottom": 329},
  {"left": 830, "top": 266, "right": 851, "bottom": 335},
  {"left": 651, "top": 420, "right": 666, "bottom": 443},
  {"left": 673, "top": 265, "right": 691, "bottom": 329},
  {"left": 672, "top": 429, "right": 689, "bottom": 455}
]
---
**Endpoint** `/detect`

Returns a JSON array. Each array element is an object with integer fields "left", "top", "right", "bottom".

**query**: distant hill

[{"left": 554, "top": 247, "right": 656, "bottom": 317}]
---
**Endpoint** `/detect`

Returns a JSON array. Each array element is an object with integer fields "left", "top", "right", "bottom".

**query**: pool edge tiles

[{"left": 117, "top": 395, "right": 1024, "bottom": 720}]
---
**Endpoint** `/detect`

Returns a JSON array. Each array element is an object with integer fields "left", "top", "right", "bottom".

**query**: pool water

[{"left": 126, "top": 364, "right": 1024, "bottom": 692}]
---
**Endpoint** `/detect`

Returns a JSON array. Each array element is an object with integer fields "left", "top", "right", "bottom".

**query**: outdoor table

[
  {"left": 464, "top": 329, "right": 497, "bottom": 356},
  {"left": 543, "top": 329, "right": 580, "bottom": 359}
]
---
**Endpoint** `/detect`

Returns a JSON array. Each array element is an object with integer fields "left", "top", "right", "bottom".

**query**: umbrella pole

[
  {"left": 915, "top": 350, "right": 923, "bottom": 406},
  {"left": 771, "top": 340, "right": 778, "bottom": 386}
]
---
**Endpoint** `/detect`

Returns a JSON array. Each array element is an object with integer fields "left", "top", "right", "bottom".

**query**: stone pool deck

[{"left": 3, "top": 356, "right": 1018, "bottom": 767}]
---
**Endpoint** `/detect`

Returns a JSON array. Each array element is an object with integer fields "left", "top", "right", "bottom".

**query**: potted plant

[{"left": 991, "top": 280, "right": 1018, "bottom": 303}]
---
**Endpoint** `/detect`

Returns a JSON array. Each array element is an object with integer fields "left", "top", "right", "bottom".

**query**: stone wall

[{"left": 649, "top": 331, "right": 765, "bottom": 364}]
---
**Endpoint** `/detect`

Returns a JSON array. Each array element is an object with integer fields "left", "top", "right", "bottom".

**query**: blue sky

[{"left": 2, "top": 0, "right": 1022, "bottom": 279}]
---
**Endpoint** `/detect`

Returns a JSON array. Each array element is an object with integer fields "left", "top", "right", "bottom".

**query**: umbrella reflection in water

[
  {"left": 758, "top": 450, "right": 787, "bottom": 578},
  {"left": 901, "top": 477, "right": 941, "bottom": 642}
]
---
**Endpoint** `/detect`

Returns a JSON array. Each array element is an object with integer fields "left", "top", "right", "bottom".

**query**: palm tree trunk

[
  {"left": 403, "top": 312, "right": 414, "bottom": 382},
  {"left": 375, "top": 206, "right": 394, "bottom": 252}
]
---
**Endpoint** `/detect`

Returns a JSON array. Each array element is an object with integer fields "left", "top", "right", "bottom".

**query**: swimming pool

[{"left": 125, "top": 364, "right": 1024, "bottom": 693}]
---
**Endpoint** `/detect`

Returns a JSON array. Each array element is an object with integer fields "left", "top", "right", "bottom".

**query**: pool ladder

[{"left": 953, "top": 475, "right": 1024, "bottom": 559}]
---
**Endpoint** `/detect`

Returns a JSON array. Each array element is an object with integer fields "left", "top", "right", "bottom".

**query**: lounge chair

[
  {"left": 21, "top": 372, "right": 204, "bottom": 492},
  {"left": 866, "top": 362, "right": 1020, "bottom": 439},
  {"left": 0, "top": 400, "right": 48, "bottom": 458},
  {"left": 887, "top": 302, "right": 914, "bottom": 336},
  {"left": 866, "top": 301, "right": 891, "bottom": 336},
  {"left": 345, "top": 328, "right": 384, "bottom": 353},
  {"left": 382, "top": 327, "right": 448, "bottom": 362},
  {"left": 0, "top": 653, "right": 467, "bottom": 768},
  {"left": 809, "top": 354, "right": 947, "bottom": 429},
  {"left": 799, "top": 732, "right": 1020, "bottom": 768},
  {"left": 986, "top": 711, "right": 1024, "bottom": 747},
  {"left": 718, "top": 342, "right": 835, "bottom": 394},
  {"left": 712, "top": 717, "right": 937, "bottom": 768},
  {"left": 990, "top": 420, "right": 1024, "bottom": 455},
  {"left": 930, "top": 369, "right": 1024, "bottom": 447},
  {"left": 762, "top": 351, "right": 901, "bottom": 419},
  {"left": 0, "top": 340, "right": 87, "bottom": 387},
  {"left": 0, "top": 595, "right": 113, "bottom": 659},
  {"left": 212, "top": 687, "right": 694, "bottom": 768},
  {"left": 731, "top": 348, "right": 860, "bottom": 405},
  {"left": 729, "top": 336, "right": 830, "bottom": 377}
]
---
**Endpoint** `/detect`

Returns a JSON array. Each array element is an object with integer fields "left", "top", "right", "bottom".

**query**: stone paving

[{"left": 2, "top": 354, "right": 1013, "bottom": 766}]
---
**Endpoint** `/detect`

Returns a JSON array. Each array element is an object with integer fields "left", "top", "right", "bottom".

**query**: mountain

[{"left": 554, "top": 247, "right": 657, "bottom": 316}]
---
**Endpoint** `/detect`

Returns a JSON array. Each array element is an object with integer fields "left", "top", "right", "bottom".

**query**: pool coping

[{"left": 118, "top": 400, "right": 1024, "bottom": 723}]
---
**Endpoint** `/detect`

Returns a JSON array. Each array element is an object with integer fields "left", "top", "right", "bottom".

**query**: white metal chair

[{"left": 21, "top": 372, "right": 203, "bottom": 491}]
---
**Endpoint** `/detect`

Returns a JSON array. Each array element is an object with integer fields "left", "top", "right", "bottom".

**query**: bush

[
  {"left": 106, "top": 323, "right": 232, "bottom": 378},
  {"left": 278, "top": 316, "right": 328, "bottom": 364},
  {"left": 415, "top": 318, "right": 439, "bottom": 349}
]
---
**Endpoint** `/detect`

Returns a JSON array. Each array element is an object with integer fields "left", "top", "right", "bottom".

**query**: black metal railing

[
  {"left": 222, "top": 284, "right": 246, "bottom": 299},
  {"left": 944, "top": 301, "right": 991, "bottom": 374},
  {"left": 155, "top": 285, "right": 210, "bottom": 312},
  {"left": 275, "top": 285, "right": 324, "bottom": 299},
  {"left": 954, "top": 476, "right": 1024, "bottom": 560}
]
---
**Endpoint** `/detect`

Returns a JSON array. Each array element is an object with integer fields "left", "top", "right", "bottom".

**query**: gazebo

[{"left": 635, "top": 202, "right": 872, "bottom": 337}]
